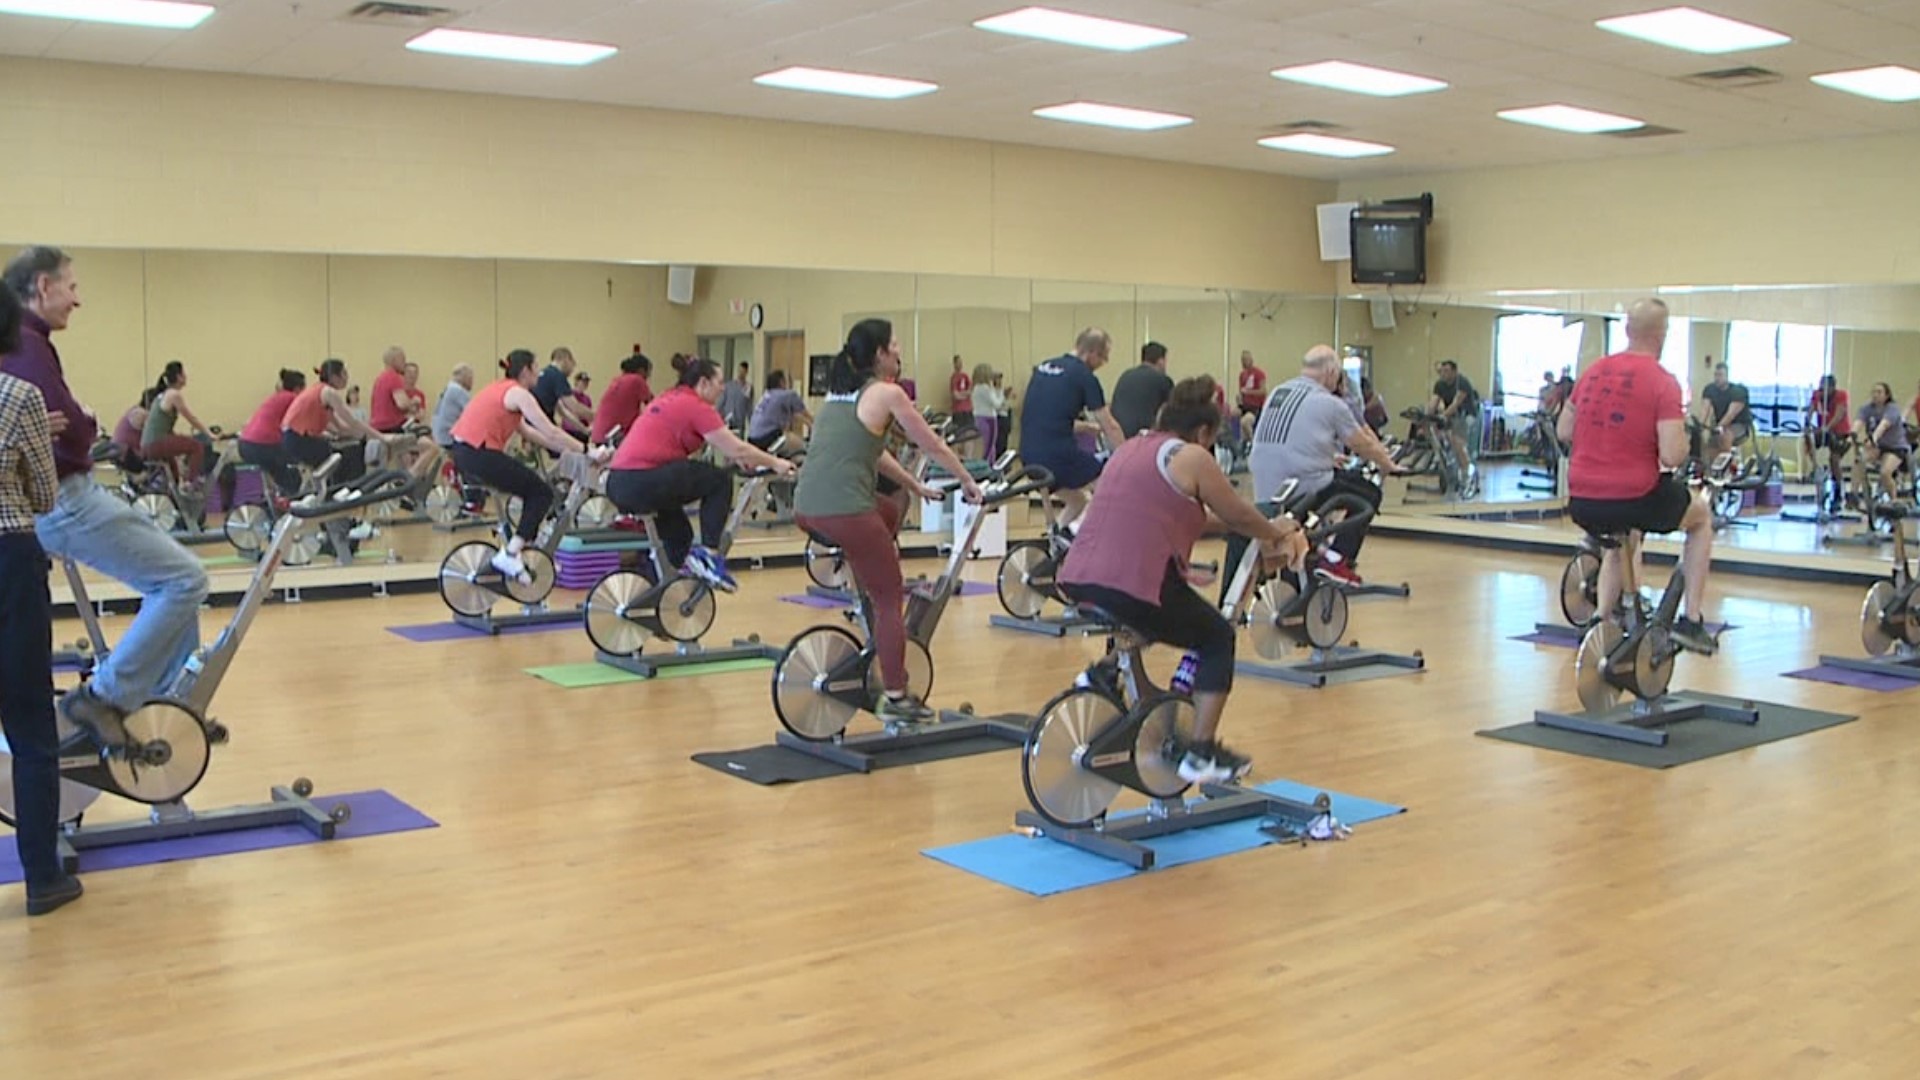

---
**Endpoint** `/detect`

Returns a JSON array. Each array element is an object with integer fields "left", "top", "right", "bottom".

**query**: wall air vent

[
  {"left": 1606, "top": 124, "right": 1684, "bottom": 139},
  {"left": 1680, "top": 66, "right": 1783, "bottom": 89},
  {"left": 341, "top": 2, "right": 461, "bottom": 28}
]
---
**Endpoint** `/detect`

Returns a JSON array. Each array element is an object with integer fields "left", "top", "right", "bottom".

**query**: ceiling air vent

[
  {"left": 341, "top": 2, "right": 460, "bottom": 28},
  {"left": 1276, "top": 119, "right": 1347, "bottom": 133},
  {"left": 1606, "top": 124, "right": 1684, "bottom": 139},
  {"left": 1680, "top": 66, "right": 1783, "bottom": 90}
]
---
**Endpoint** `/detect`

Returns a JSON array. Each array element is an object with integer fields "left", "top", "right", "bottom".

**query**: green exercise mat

[{"left": 526, "top": 657, "right": 776, "bottom": 688}]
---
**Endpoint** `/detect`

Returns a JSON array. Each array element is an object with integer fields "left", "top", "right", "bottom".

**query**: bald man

[
  {"left": 370, "top": 345, "right": 416, "bottom": 434},
  {"left": 1019, "top": 327, "right": 1126, "bottom": 535},
  {"left": 1558, "top": 298, "right": 1718, "bottom": 655},
  {"left": 431, "top": 364, "right": 475, "bottom": 451}
]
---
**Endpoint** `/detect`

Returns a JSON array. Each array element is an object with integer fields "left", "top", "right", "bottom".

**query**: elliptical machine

[
  {"left": 0, "top": 463, "right": 423, "bottom": 868},
  {"left": 584, "top": 467, "right": 786, "bottom": 677}
]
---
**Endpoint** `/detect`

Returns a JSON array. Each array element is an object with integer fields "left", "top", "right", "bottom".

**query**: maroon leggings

[
  {"left": 797, "top": 491, "right": 909, "bottom": 692},
  {"left": 141, "top": 434, "right": 204, "bottom": 485}
]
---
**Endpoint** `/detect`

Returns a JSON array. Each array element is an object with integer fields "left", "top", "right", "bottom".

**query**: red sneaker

[{"left": 1315, "top": 554, "right": 1362, "bottom": 587}]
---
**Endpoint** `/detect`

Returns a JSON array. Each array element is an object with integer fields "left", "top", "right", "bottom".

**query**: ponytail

[
  {"left": 503, "top": 348, "right": 538, "bottom": 380},
  {"left": 278, "top": 368, "right": 306, "bottom": 393},
  {"left": 677, "top": 356, "right": 719, "bottom": 389},
  {"left": 828, "top": 318, "right": 892, "bottom": 395},
  {"left": 316, "top": 358, "right": 347, "bottom": 386}
]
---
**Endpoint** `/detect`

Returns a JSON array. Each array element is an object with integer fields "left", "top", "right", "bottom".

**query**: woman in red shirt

[
  {"left": 592, "top": 353, "right": 654, "bottom": 445},
  {"left": 605, "top": 357, "right": 792, "bottom": 591},
  {"left": 238, "top": 369, "right": 306, "bottom": 498}
]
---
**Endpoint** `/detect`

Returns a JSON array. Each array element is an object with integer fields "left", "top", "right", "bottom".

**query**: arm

[
  {"left": 390, "top": 385, "right": 414, "bottom": 416},
  {"left": 876, "top": 451, "right": 936, "bottom": 499},
  {"left": 874, "top": 386, "right": 982, "bottom": 500},
  {"left": 508, "top": 386, "right": 585, "bottom": 455},
  {"left": 1342, "top": 424, "right": 1400, "bottom": 473},
  {"left": 704, "top": 427, "right": 795, "bottom": 475},
  {"left": 172, "top": 390, "right": 212, "bottom": 436},
  {"left": 1177, "top": 447, "right": 1306, "bottom": 569},
  {"left": 1091, "top": 406, "right": 1124, "bottom": 451},
  {"left": 1722, "top": 396, "right": 1746, "bottom": 425},
  {"left": 322, "top": 387, "right": 385, "bottom": 440},
  {"left": 1556, "top": 401, "right": 1578, "bottom": 446},
  {"left": 1657, "top": 418, "right": 1687, "bottom": 470},
  {"left": 16, "top": 385, "right": 58, "bottom": 514}
]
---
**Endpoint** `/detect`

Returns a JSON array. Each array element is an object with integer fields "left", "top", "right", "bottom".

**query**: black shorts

[
  {"left": 1874, "top": 446, "right": 1912, "bottom": 470},
  {"left": 1569, "top": 474, "right": 1691, "bottom": 536},
  {"left": 1023, "top": 446, "right": 1104, "bottom": 492},
  {"left": 1810, "top": 431, "right": 1846, "bottom": 451}
]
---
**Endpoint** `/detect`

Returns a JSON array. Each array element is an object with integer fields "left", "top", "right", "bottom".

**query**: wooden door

[{"left": 767, "top": 332, "right": 806, "bottom": 394}]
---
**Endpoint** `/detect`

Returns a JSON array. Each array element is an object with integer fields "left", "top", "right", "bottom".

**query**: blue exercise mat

[{"left": 923, "top": 779, "right": 1405, "bottom": 896}]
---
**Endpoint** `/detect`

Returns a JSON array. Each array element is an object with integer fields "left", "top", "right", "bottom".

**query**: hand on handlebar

[
  {"left": 589, "top": 445, "right": 615, "bottom": 465},
  {"left": 770, "top": 457, "right": 798, "bottom": 478},
  {"left": 1261, "top": 528, "right": 1309, "bottom": 574},
  {"left": 960, "top": 477, "right": 984, "bottom": 504}
]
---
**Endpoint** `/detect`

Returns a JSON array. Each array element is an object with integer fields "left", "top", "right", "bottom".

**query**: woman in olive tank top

[{"left": 793, "top": 319, "right": 983, "bottom": 725}]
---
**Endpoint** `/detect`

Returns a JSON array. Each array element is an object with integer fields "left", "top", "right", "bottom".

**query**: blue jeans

[{"left": 36, "top": 476, "right": 208, "bottom": 711}]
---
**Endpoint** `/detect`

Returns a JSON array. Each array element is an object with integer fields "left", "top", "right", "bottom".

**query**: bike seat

[
  {"left": 1873, "top": 503, "right": 1913, "bottom": 522},
  {"left": 1583, "top": 528, "right": 1630, "bottom": 550},
  {"left": 802, "top": 527, "right": 840, "bottom": 549}
]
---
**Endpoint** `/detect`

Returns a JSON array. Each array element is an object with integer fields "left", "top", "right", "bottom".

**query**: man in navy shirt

[
  {"left": 534, "top": 347, "right": 592, "bottom": 430},
  {"left": 1018, "top": 327, "right": 1124, "bottom": 534}
]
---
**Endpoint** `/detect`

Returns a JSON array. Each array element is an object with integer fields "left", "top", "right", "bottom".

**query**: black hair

[
  {"left": 678, "top": 356, "right": 720, "bottom": 389},
  {"left": 1157, "top": 376, "right": 1222, "bottom": 439},
  {"left": 1438, "top": 360, "right": 1458, "bottom": 373},
  {"left": 765, "top": 370, "right": 788, "bottom": 391},
  {"left": 504, "top": 349, "right": 538, "bottom": 380},
  {"left": 276, "top": 369, "right": 304, "bottom": 393},
  {"left": 621, "top": 353, "right": 652, "bottom": 376},
  {"left": 1141, "top": 342, "right": 1167, "bottom": 365},
  {"left": 0, "top": 280, "right": 19, "bottom": 353},
  {"left": 316, "top": 358, "right": 348, "bottom": 385},
  {"left": 1361, "top": 376, "right": 1375, "bottom": 397},
  {"left": 151, "top": 360, "right": 186, "bottom": 397},
  {"left": 2, "top": 245, "right": 68, "bottom": 305},
  {"left": 828, "top": 318, "right": 892, "bottom": 395}
]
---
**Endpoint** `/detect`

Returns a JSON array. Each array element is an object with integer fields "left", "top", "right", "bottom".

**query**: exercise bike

[
  {"left": 584, "top": 467, "right": 786, "bottom": 677},
  {"left": 1397, "top": 407, "right": 1476, "bottom": 502},
  {"left": 990, "top": 488, "right": 1105, "bottom": 637},
  {"left": 1533, "top": 527, "right": 1757, "bottom": 747},
  {"left": 1817, "top": 504, "right": 1920, "bottom": 681},
  {"left": 1515, "top": 410, "right": 1560, "bottom": 496},
  {"left": 0, "top": 462, "right": 423, "bottom": 869},
  {"left": 116, "top": 431, "right": 237, "bottom": 540},
  {"left": 1014, "top": 535, "right": 1342, "bottom": 871},
  {"left": 436, "top": 449, "right": 608, "bottom": 633},
  {"left": 222, "top": 454, "right": 358, "bottom": 566},
  {"left": 770, "top": 465, "right": 1052, "bottom": 772}
]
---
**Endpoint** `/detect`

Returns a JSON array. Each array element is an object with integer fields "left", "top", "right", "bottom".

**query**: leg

[
  {"left": 0, "top": 534, "right": 65, "bottom": 896},
  {"left": 806, "top": 510, "right": 909, "bottom": 694},
  {"left": 36, "top": 481, "right": 207, "bottom": 711},
  {"left": 1146, "top": 565, "right": 1242, "bottom": 776},
  {"left": 1054, "top": 485, "right": 1090, "bottom": 532},
  {"left": 454, "top": 446, "right": 550, "bottom": 550},
  {"left": 688, "top": 462, "right": 733, "bottom": 549},
  {"left": 1596, "top": 547, "right": 1626, "bottom": 627},
  {"left": 1313, "top": 473, "right": 1383, "bottom": 564},
  {"left": 1678, "top": 492, "right": 1713, "bottom": 621},
  {"left": 654, "top": 506, "right": 695, "bottom": 569}
]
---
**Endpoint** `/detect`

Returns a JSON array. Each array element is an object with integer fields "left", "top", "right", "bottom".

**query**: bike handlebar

[
  {"left": 980, "top": 465, "right": 1054, "bottom": 506},
  {"left": 1303, "top": 493, "right": 1376, "bottom": 544},
  {"left": 286, "top": 468, "right": 420, "bottom": 519}
]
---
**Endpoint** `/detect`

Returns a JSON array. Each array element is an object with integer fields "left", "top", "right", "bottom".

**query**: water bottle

[{"left": 1170, "top": 650, "right": 1199, "bottom": 695}]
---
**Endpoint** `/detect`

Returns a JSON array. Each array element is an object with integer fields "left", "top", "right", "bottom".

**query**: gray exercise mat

[
  {"left": 692, "top": 732, "right": 1019, "bottom": 785},
  {"left": 1477, "top": 691, "right": 1856, "bottom": 768}
]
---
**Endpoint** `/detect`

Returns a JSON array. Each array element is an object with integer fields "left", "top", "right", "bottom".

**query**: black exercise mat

[
  {"left": 1477, "top": 691, "right": 1856, "bottom": 768},
  {"left": 692, "top": 733, "right": 1019, "bottom": 786}
]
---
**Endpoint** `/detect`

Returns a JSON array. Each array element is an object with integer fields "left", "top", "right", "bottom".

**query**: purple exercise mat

[
  {"left": 0, "top": 790, "right": 436, "bottom": 885},
  {"left": 387, "top": 620, "right": 578, "bottom": 642},
  {"left": 780, "top": 594, "right": 846, "bottom": 610},
  {"left": 1784, "top": 665, "right": 1918, "bottom": 693}
]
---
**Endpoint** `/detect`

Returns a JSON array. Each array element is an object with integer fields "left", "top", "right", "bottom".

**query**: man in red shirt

[
  {"left": 1237, "top": 351, "right": 1267, "bottom": 415},
  {"left": 368, "top": 346, "right": 416, "bottom": 434},
  {"left": 1805, "top": 374, "right": 1851, "bottom": 510},
  {"left": 1557, "top": 298, "right": 1717, "bottom": 655}
]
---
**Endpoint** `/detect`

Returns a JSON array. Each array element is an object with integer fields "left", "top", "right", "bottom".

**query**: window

[
  {"left": 1495, "top": 313, "right": 1586, "bottom": 413},
  {"left": 1605, "top": 316, "right": 1693, "bottom": 402},
  {"left": 1723, "top": 320, "right": 1828, "bottom": 434}
]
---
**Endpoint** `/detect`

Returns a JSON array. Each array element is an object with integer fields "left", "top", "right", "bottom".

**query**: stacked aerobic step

[{"left": 555, "top": 550, "right": 622, "bottom": 591}]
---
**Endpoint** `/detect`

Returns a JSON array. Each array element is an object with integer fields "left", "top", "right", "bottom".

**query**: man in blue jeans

[{"left": 1, "top": 246, "right": 209, "bottom": 753}]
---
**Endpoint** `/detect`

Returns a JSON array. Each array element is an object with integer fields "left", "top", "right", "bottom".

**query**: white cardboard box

[{"left": 953, "top": 500, "right": 1007, "bottom": 559}]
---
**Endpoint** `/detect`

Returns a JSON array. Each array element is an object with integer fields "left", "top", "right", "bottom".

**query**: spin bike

[
  {"left": 1819, "top": 503, "right": 1920, "bottom": 681},
  {"left": 1533, "top": 527, "right": 1756, "bottom": 746},
  {"left": 584, "top": 467, "right": 786, "bottom": 677},
  {"left": 1226, "top": 493, "right": 1424, "bottom": 688},
  {"left": 117, "top": 431, "right": 237, "bottom": 542},
  {"left": 1015, "top": 592, "right": 1338, "bottom": 872},
  {"left": 0, "top": 464, "right": 423, "bottom": 869},
  {"left": 771, "top": 465, "right": 1053, "bottom": 772},
  {"left": 1396, "top": 408, "right": 1475, "bottom": 503},
  {"left": 990, "top": 494, "right": 1106, "bottom": 637},
  {"left": 437, "top": 449, "right": 608, "bottom": 633}
]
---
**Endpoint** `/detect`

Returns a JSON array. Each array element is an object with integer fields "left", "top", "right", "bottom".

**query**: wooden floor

[{"left": 5, "top": 533, "right": 1916, "bottom": 1079}]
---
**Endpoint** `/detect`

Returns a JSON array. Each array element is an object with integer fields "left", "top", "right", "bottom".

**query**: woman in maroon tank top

[{"left": 1057, "top": 377, "right": 1305, "bottom": 785}]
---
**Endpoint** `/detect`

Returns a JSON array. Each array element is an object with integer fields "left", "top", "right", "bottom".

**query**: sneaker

[
  {"left": 1178, "top": 740, "right": 1252, "bottom": 785},
  {"left": 1669, "top": 616, "right": 1720, "bottom": 657},
  {"left": 876, "top": 692, "right": 936, "bottom": 726},
  {"left": 490, "top": 548, "right": 531, "bottom": 585},
  {"left": 26, "top": 874, "right": 83, "bottom": 917},
  {"left": 1315, "top": 553, "right": 1362, "bottom": 588},
  {"left": 683, "top": 545, "right": 738, "bottom": 593},
  {"left": 347, "top": 521, "right": 376, "bottom": 541},
  {"left": 57, "top": 686, "right": 131, "bottom": 754}
]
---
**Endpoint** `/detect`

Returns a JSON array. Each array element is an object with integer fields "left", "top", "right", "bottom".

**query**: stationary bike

[
  {"left": 222, "top": 455, "right": 358, "bottom": 566},
  {"left": 0, "top": 463, "right": 423, "bottom": 864},
  {"left": 1535, "top": 527, "right": 1757, "bottom": 746},
  {"left": 583, "top": 467, "right": 785, "bottom": 676},
  {"left": 437, "top": 449, "right": 607, "bottom": 624},
  {"left": 771, "top": 465, "right": 1051, "bottom": 761},
  {"left": 1815, "top": 504, "right": 1920, "bottom": 681}
]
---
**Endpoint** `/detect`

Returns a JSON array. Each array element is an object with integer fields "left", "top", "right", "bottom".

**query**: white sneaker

[
  {"left": 491, "top": 549, "right": 531, "bottom": 584},
  {"left": 347, "top": 521, "right": 375, "bottom": 541}
]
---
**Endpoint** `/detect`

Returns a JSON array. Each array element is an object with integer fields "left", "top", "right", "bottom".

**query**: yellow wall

[{"left": 5, "top": 57, "right": 1333, "bottom": 293}]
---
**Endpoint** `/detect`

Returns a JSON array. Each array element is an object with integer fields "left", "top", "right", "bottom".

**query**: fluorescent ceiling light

[
  {"left": 0, "top": 0, "right": 213, "bottom": 28},
  {"left": 1493, "top": 289, "right": 1567, "bottom": 297},
  {"left": 1257, "top": 133, "right": 1395, "bottom": 158},
  {"left": 1497, "top": 104, "right": 1645, "bottom": 134},
  {"left": 1812, "top": 65, "right": 1920, "bottom": 103},
  {"left": 1034, "top": 102, "right": 1192, "bottom": 131},
  {"left": 974, "top": 6, "right": 1186, "bottom": 52},
  {"left": 1271, "top": 60, "right": 1447, "bottom": 97},
  {"left": 753, "top": 66, "right": 937, "bottom": 100},
  {"left": 1596, "top": 7, "right": 1789, "bottom": 54},
  {"left": 405, "top": 28, "right": 616, "bottom": 66}
]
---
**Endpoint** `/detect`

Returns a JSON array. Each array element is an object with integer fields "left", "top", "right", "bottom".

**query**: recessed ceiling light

[
  {"left": 753, "top": 66, "right": 938, "bottom": 100},
  {"left": 974, "top": 6, "right": 1186, "bottom": 52},
  {"left": 1497, "top": 104, "right": 1646, "bottom": 134},
  {"left": 1257, "top": 133, "right": 1396, "bottom": 158},
  {"left": 1811, "top": 65, "right": 1920, "bottom": 103},
  {"left": 405, "top": 28, "right": 617, "bottom": 66},
  {"left": 1033, "top": 102, "right": 1192, "bottom": 131},
  {"left": 1596, "top": 7, "right": 1789, "bottom": 54},
  {"left": 1271, "top": 60, "right": 1448, "bottom": 97},
  {"left": 0, "top": 0, "right": 213, "bottom": 29}
]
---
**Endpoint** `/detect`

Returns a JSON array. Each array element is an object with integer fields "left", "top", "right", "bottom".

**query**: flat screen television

[{"left": 1350, "top": 215, "right": 1426, "bottom": 286}]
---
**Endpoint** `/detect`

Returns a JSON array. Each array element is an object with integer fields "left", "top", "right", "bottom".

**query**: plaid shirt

[{"left": 0, "top": 372, "right": 57, "bottom": 535}]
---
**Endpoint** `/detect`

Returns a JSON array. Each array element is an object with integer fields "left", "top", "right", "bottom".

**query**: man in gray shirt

[
  {"left": 1109, "top": 341, "right": 1173, "bottom": 438},
  {"left": 1235, "top": 344, "right": 1401, "bottom": 588},
  {"left": 719, "top": 362, "right": 753, "bottom": 432},
  {"left": 431, "top": 364, "right": 473, "bottom": 448}
]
